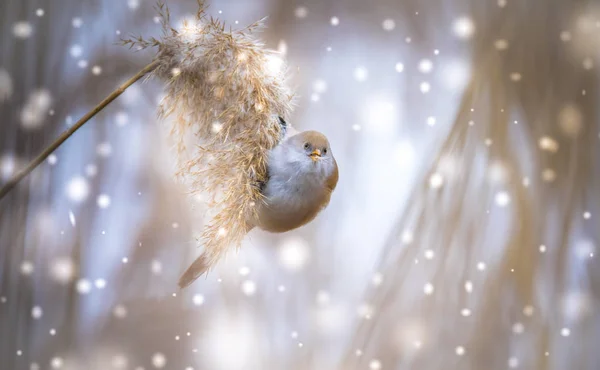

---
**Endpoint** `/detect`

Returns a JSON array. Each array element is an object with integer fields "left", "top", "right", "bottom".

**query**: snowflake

[
  {"left": 453, "top": 17, "right": 475, "bottom": 39},
  {"left": 464, "top": 280, "right": 473, "bottom": 293},
  {"left": 151, "top": 353, "right": 166, "bottom": 368},
  {"left": 313, "top": 79, "right": 327, "bottom": 93},
  {"left": 241, "top": 280, "right": 257, "bottom": 296},
  {"left": 50, "top": 257, "right": 75, "bottom": 284},
  {"left": 429, "top": 172, "right": 444, "bottom": 189},
  {"left": 294, "top": 6, "right": 308, "bottom": 19},
  {"left": 151, "top": 260, "right": 162, "bottom": 275},
  {"left": 13, "top": 22, "right": 33, "bottom": 38},
  {"left": 369, "top": 359, "right": 382, "bottom": 369},
  {"left": 495, "top": 39, "right": 509, "bottom": 50},
  {"left": 97, "top": 194, "right": 111, "bottom": 208},
  {"left": 495, "top": 191, "right": 510, "bottom": 207},
  {"left": 538, "top": 136, "right": 559, "bottom": 152},
  {"left": 96, "top": 142, "right": 112, "bottom": 157},
  {"left": 31, "top": 306, "right": 43, "bottom": 319},
  {"left": 20, "top": 261, "right": 34, "bottom": 275},
  {"left": 372, "top": 272, "right": 384, "bottom": 286},
  {"left": 72, "top": 17, "right": 83, "bottom": 28},
  {"left": 76, "top": 279, "right": 92, "bottom": 294},
  {"left": 47, "top": 154, "right": 58, "bottom": 165},
  {"left": 423, "top": 283, "right": 434, "bottom": 295},
  {"left": 193, "top": 294, "right": 205, "bottom": 306},
  {"left": 419, "top": 82, "right": 431, "bottom": 93},
  {"left": 128, "top": 0, "right": 140, "bottom": 10},
  {"left": 66, "top": 176, "right": 90, "bottom": 202},
  {"left": 353, "top": 67, "right": 368, "bottom": 82},
  {"left": 455, "top": 346, "right": 465, "bottom": 356},
  {"left": 401, "top": 230, "right": 414, "bottom": 244},
  {"left": 113, "top": 304, "right": 128, "bottom": 318},
  {"left": 50, "top": 357, "right": 63, "bottom": 369},
  {"left": 330, "top": 17, "right": 339, "bottom": 26},
  {"left": 512, "top": 322, "right": 524, "bottom": 334},
  {"left": 36, "top": 9, "right": 45, "bottom": 17},
  {"left": 418, "top": 59, "right": 433, "bottom": 73},
  {"left": 279, "top": 237, "right": 310, "bottom": 271},
  {"left": 94, "top": 279, "right": 106, "bottom": 289},
  {"left": 382, "top": 19, "right": 396, "bottom": 31},
  {"left": 70, "top": 45, "right": 83, "bottom": 58},
  {"left": 461, "top": 308, "right": 471, "bottom": 317},
  {"left": 21, "top": 89, "right": 53, "bottom": 129}
]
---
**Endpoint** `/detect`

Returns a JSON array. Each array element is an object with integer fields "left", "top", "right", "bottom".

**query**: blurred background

[{"left": 1, "top": 0, "right": 600, "bottom": 369}]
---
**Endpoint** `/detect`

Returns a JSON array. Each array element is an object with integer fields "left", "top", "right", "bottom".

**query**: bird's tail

[{"left": 178, "top": 252, "right": 211, "bottom": 289}]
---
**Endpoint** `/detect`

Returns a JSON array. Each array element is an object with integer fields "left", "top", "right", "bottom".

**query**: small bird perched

[{"left": 178, "top": 121, "right": 338, "bottom": 288}]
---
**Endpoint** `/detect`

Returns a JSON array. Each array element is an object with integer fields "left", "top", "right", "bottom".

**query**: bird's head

[{"left": 284, "top": 130, "right": 336, "bottom": 174}]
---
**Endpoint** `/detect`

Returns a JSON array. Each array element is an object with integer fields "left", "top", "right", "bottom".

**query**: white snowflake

[
  {"left": 452, "top": 17, "right": 475, "bottom": 39},
  {"left": 21, "top": 89, "right": 53, "bottom": 129},
  {"left": 294, "top": 6, "right": 308, "bottom": 18},
  {"left": 66, "top": 176, "right": 89, "bottom": 202},
  {"left": 353, "top": 66, "right": 368, "bottom": 82},
  {"left": 418, "top": 59, "right": 433, "bottom": 73},
  {"left": 423, "top": 283, "right": 434, "bottom": 295},
  {"left": 495, "top": 191, "right": 510, "bottom": 207},
  {"left": 96, "top": 194, "right": 111, "bottom": 208},
  {"left": 330, "top": 17, "right": 339, "bottom": 26},
  {"left": 151, "top": 260, "right": 162, "bottom": 275},
  {"left": 20, "top": 261, "right": 34, "bottom": 275},
  {"left": 193, "top": 294, "right": 205, "bottom": 306},
  {"left": 464, "top": 280, "right": 473, "bottom": 293},
  {"left": 429, "top": 172, "right": 444, "bottom": 189},
  {"left": 369, "top": 359, "right": 382, "bottom": 369},
  {"left": 241, "top": 280, "right": 257, "bottom": 296},
  {"left": 382, "top": 19, "right": 396, "bottom": 31},
  {"left": 76, "top": 279, "right": 92, "bottom": 294},
  {"left": 127, "top": 0, "right": 140, "bottom": 10},
  {"left": 113, "top": 304, "right": 128, "bottom": 318},
  {"left": 279, "top": 237, "right": 310, "bottom": 271},
  {"left": 151, "top": 353, "right": 166, "bottom": 368},
  {"left": 13, "top": 22, "right": 33, "bottom": 38},
  {"left": 50, "top": 257, "right": 75, "bottom": 284},
  {"left": 31, "top": 306, "right": 43, "bottom": 319},
  {"left": 94, "top": 279, "right": 106, "bottom": 289},
  {"left": 50, "top": 357, "right": 63, "bottom": 369},
  {"left": 419, "top": 82, "right": 431, "bottom": 93},
  {"left": 96, "top": 142, "right": 112, "bottom": 157},
  {"left": 395, "top": 62, "right": 404, "bottom": 73},
  {"left": 72, "top": 17, "right": 83, "bottom": 28}
]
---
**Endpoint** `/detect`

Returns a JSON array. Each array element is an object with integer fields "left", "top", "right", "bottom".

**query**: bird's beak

[{"left": 309, "top": 149, "right": 321, "bottom": 161}]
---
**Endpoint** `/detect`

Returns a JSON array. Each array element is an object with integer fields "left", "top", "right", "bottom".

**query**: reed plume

[{"left": 123, "top": 1, "right": 294, "bottom": 275}]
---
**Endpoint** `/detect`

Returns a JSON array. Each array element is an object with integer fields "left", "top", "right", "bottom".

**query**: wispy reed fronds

[{"left": 123, "top": 1, "right": 294, "bottom": 270}]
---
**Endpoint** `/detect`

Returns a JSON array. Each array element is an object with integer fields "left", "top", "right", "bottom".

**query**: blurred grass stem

[{"left": 0, "top": 60, "right": 160, "bottom": 202}]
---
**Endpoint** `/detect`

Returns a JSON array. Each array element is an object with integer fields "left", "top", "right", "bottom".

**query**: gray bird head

[{"left": 285, "top": 130, "right": 335, "bottom": 172}]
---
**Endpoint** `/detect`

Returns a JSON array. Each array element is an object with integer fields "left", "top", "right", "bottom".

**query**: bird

[{"left": 178, "top": 119, "right": 338, "bottom": 288}]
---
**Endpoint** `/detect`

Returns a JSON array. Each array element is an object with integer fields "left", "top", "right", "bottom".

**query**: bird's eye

[
  {"left": 322, "top": 148, "right": 328, "bottom": 155},
  {"left": 303, "top": 143, "right": 310, "bottom": 150}
]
